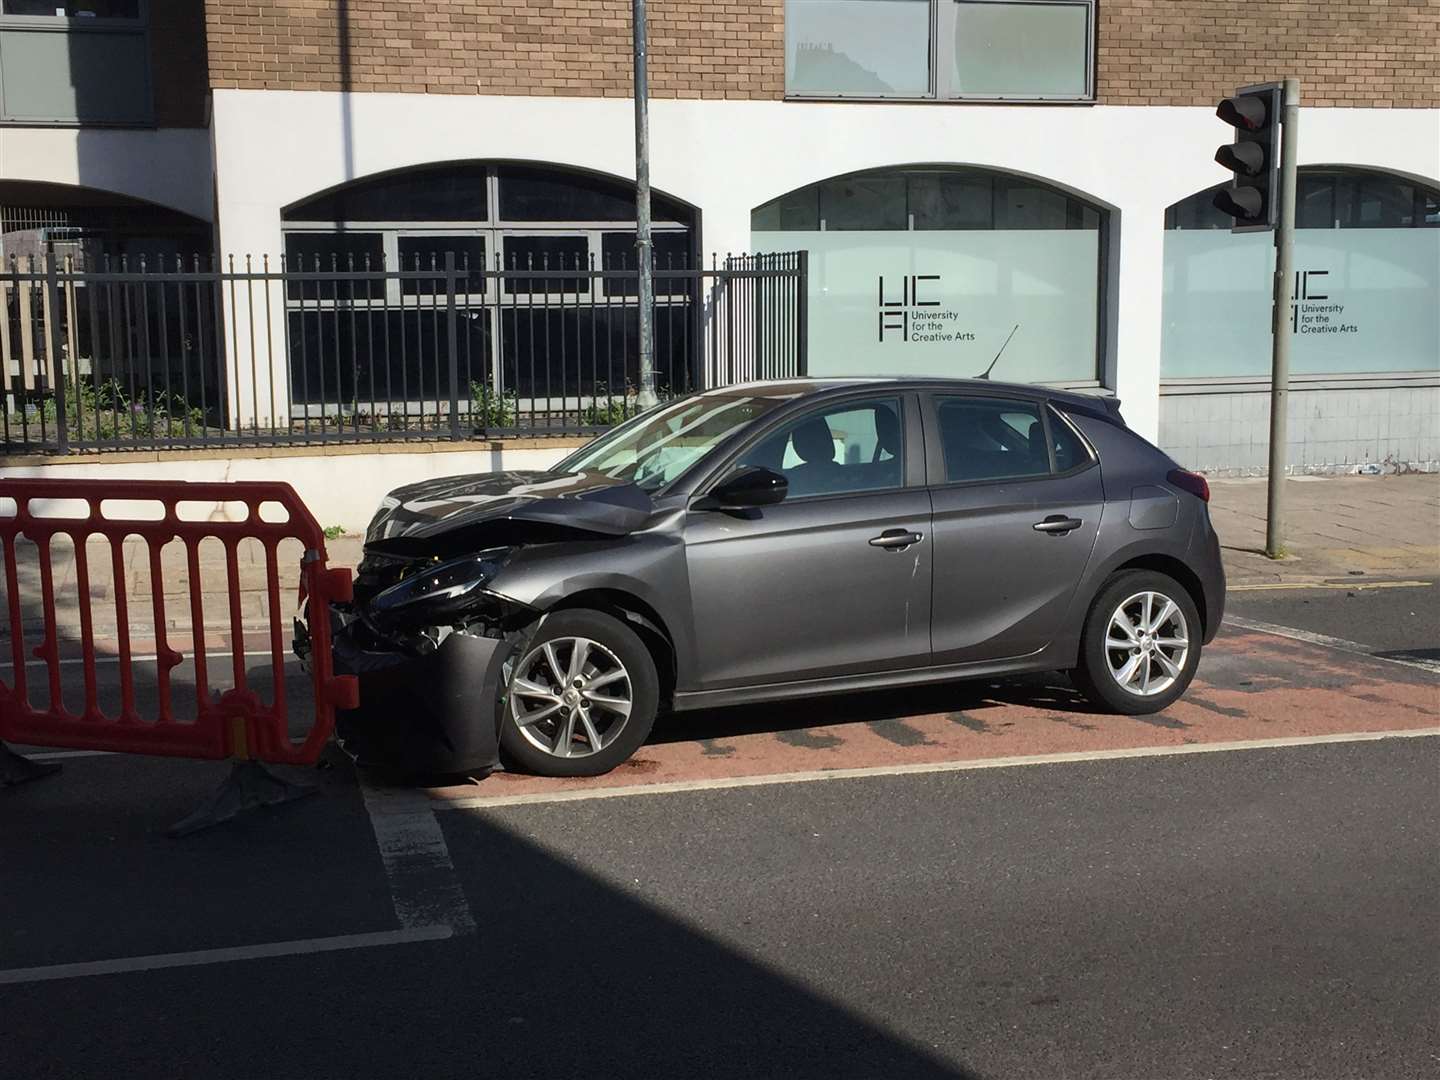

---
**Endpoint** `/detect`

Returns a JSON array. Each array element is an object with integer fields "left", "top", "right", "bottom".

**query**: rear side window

[
  {"left": 934, "top": 397, "right": 1050, "bottom": 483},
  {"left": 1049, "top": 407, "right": 1092, "bottom": 473}
]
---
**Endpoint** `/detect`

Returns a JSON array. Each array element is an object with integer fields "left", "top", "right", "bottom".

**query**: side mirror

[{"left": 705, "top": 466, "right": 788, "bottom": 509}]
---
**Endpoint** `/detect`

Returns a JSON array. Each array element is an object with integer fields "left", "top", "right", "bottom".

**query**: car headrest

[
  {"left": 790, "top": 418, "right": 836, "bottom": 465},
  {"left": 1027, "top": 420, "right": 1048, "bottom": 465},
  {"left": 875, "top": 406, "right": 902, "bottom": 458}
]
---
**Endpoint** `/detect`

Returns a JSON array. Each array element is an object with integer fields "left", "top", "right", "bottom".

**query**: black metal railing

[{"left": 0, "top": 249, "right": 807, "bottom": 454}]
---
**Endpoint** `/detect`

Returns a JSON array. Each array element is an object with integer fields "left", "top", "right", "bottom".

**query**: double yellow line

[{"left": 1229, "top": 579, "right": 1434, "bottom": 592}]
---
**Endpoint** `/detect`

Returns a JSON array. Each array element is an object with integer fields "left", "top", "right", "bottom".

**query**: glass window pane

[
  {"left": 600, "top": 231, "right": 692, "bottom": 296},
  {"left": 2, "top": 1, "right": 140, "bottom": 15},
  {"left": 751, "top": 187, "right": 821, "bottom": 232},
  {"left": 1295, "top": 174, "right": 1335, "bottom": 229},
  {"left": 820, "top": 175, "right": 907, "bottom": 230},
  {"left": 497, "top": 165, "right": 692, "bottom": 224},
  {"left": 995, "top": 180, "right": 1069, "bottom": 229},
  {"left": 397, "top": 235, "right": 486, "bottom": 295},
  {"left": 0, "top": 25, "right": 149, "bottom": 122},
  {"left": 935, "top": 397, "right": 1049, "bottom": 482},
  {"left": 1049, "top": 407, "right": 1090, "bottom": 471},
  {"left": 910, "top": 173, "right": 994, "bottom": 230},
  {"left": 1348, "top": 174, "right": 1416, "bottom": 228},
  {"left": 284, "top": 165, "right": 487, "bottom": 223},
  {"left": 739, "top": 398, "right": 905, "bottom": 498},
  {"left": 786, "top": 0, "right": 930, "bottom": 97},
  {"left": 283, "top": 232, "right": 385, "bottom": 301},
  {"left": 951, "top": 1, "right": 1089, "bottom": 98},
  {"left": 502, "top": 235, "right": 590, "bottom": 294}
]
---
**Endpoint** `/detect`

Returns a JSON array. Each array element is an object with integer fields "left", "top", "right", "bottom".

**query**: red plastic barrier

[{"left": 0, "top": 479, "right": 356, "bottom": 765}]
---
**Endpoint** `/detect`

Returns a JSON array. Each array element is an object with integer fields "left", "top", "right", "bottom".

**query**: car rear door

[
  {"left": 925, "top": 393, "right": 1104, "bottom": 665},
  {"left": 682, "top": 393, "right": 932, "bottom": 690}
]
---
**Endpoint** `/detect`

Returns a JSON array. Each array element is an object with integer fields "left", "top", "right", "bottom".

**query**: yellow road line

[{"left": 1229, "top": 580, "right": 1433, "bottom": 592}]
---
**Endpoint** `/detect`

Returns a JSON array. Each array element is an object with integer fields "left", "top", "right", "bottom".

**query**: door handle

[
  {"left": 869, "top": 529, "right": 925, "bottom": 550},
  {"left": 1033, "top": 515, "right": 1083, "bottom": 535}
]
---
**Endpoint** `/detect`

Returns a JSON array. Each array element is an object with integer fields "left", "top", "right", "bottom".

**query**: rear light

[{"left": 1167, "top": 468, "right": 1210, "bottom": 503}]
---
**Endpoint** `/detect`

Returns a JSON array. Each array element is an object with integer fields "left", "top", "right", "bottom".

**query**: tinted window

[
  {"left": 397, "top": 235, "right": 486, "bottom": 295},
  {"left": 739, "top": 397, "right": 904, "bottom": 499},
  {"left": 284, "top": 165, "right": 488, "bottom": 223},
  {"left": 935, "top": 396, "right": 1049, "bottom": 482}
]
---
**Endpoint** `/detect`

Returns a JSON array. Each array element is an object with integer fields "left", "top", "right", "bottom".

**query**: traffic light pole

[
  {"left": 632, "top": 0, "right": 657, "bottom": 410},
  {"left": 1265, "top": 77, "right": 1300, "bottom": 560}
]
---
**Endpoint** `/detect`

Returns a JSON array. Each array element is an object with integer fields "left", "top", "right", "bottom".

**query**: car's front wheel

[
  {"left": 1072, "top": 570, "right": 1202, "bottom": 715},
  {"left": 499, "top": 608, "right": 659, "bottom": 777}
]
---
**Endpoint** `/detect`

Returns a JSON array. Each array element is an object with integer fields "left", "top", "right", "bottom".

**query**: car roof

[{"left": 698, "top": 377, "right": 1120, "bottom": 417}]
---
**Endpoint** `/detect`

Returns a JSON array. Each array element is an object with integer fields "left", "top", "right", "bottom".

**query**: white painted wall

[
  {"left": 208, "top": 90, "right": 1440, "bottom": 444},
  {"left": 0, "top": 126, "right": 214, "bottom": 221},
  {"left": 0, "top": 446, "right": 574, "bottom": 531}
]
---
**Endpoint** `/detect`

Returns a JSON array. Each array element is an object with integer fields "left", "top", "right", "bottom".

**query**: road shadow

[{"left": 652, "top": 671, "right": 1096, "bottom": 745}]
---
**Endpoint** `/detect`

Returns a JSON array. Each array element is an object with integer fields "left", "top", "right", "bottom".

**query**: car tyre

[
  {"left": 499, "top": 608, "right": 659, "bottom": 777},
  {"left": 1072, "top": 570, "right": 1202, "bottom": 715}
]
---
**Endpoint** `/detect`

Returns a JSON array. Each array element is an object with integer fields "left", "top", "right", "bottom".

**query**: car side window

[
  {"left": 737, "top": 397, "right": 905, "bottom": 499},
  {"left": 934, "top": 396, "right": 1050, "bottom": 483},
  {"left": 1049, "top": 407, "right": 1092, "bottom": 473}
]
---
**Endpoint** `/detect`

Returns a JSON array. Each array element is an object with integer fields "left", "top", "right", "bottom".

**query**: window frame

[
  {"left": 784, "top": 0, "right": 1096, "bottom": 104},
  {"left": 920, "top": 391, "right": 1096, "bottom": 489},
  {"left": 0, "top": 0, "right": 152, "bottom": 125}
]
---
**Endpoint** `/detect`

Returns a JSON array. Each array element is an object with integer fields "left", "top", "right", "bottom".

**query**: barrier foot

[
  {"left": 0, "top": 741, "right": 62, "bottom": 788},
  {"left": 168, "top": 761, "right": 317, "bottom": 838}
]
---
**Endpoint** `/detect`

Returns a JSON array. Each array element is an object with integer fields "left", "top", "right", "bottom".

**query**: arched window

[
  {"left": 1161, "top": 168, "right": 1440, "bottom": 378},
  {"left": 752, "top": 166, "right": 1107, "bottom": 383},
  {"left": 279, "top": 162, "right": 700, "bottom": 407}
]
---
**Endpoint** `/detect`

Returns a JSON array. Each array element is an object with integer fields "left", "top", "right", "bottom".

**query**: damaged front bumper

[{"left": 299, "top": 606, "right": 517, "bottom": 777}]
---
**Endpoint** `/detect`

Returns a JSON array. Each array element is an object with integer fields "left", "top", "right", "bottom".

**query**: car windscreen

[{"left": 557, "top": 393, "right": 791, "bottom": 492}]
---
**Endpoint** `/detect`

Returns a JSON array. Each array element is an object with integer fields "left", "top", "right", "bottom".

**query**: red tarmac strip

[{"left": 428, "top": 627, "right": 1440, "bottom": 805}]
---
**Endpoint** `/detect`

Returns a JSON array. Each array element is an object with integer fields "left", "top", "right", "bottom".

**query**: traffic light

[{"left": 1212, "top": 83, "right": 1282, "bottom": 231}]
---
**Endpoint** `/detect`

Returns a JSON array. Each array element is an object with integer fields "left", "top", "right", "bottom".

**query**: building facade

[{"left": 2, "top": 0, "right": 1437, "bottom": 471}]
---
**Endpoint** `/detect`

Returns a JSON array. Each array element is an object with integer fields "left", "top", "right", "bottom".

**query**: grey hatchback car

[{"left": 318, "top": 378, "right": 1225, "bottom": 778}]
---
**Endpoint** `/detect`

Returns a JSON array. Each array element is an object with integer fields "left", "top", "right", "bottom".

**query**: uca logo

[{"left": 877, "top": 274, "right": 941, "bottom": 342}]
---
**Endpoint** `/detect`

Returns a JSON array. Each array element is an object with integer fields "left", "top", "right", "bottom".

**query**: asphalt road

[
  {"left": 5, "top": 737, "right": 1438, "bottom": 1080},
  {"left": 1228, "top": 578, "right": 1439, "bottom": 661}
]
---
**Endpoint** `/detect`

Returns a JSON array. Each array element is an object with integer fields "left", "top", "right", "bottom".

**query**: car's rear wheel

[
  {"left": 1072, "top": 570, "right": 1201, "bottom": 715},
  {"left": 499, "top": 609, "right": 658, "bottom": 777}
]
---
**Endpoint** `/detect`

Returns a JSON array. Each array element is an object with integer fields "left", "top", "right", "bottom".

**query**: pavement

[{"left": 1211, "top": 473, "right": 1439, "bottom": 585}]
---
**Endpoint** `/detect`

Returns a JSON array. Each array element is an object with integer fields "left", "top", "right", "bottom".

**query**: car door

[
  {"left": 683, "top": 393, "right": 932, "bottom": 690},
  {"left": 926, "top": 393, "right": 1104, "bottom": 665}
]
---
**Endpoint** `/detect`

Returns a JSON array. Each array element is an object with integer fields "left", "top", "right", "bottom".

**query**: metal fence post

[
  {"left": 795, "top": 249, "right": 809, "bottom": 377},
  {"left": 445, "top": 251, "right": 460, "bottom": 440},
  {"left": 44, "top": 253, "right": 69, "bottom": 452}
]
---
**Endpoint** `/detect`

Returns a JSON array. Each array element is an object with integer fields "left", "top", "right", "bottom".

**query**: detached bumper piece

[{"left": 333, "top": 628, "right": 514, "bottom": 778}]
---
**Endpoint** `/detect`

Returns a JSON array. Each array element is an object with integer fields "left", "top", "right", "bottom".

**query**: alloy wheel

[
  {"left": 508, "top": 636, "right": 633, "bottom": 758},
  {"left": 1104, "top": 590, "right": 1191, "bottom": 697}
]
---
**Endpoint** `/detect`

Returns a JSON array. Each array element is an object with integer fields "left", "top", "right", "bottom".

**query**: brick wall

[
  {"left": 203, "top": 1, "right": 1438, "bottom": 108},
  {"left": 151, "top": 0, "right": 210, "bottom": 126},
  {"left": 204, "top": 1, "right": 785, "bottom": 99},
  {"left": 1097, "top": 0, "right": 1440, "bottom": 108}
]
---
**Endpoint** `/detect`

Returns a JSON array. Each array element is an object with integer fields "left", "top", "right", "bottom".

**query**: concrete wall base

[{"left": 0, "top": 444, "right": 579, "bottom": 532}]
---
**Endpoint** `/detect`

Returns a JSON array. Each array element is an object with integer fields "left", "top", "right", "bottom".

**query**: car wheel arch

[{"left": 1100, "top": 553, "right": 1210, "bottom": 639}]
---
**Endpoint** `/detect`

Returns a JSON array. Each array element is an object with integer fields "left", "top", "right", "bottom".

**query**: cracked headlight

[{"left": 367, "top": 547, "right": 511, "bottom": 630}]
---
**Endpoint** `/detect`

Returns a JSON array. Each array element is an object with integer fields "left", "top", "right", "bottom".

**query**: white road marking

[
  {"left": 433, "top": 728, "right": 1440, "bottom": 811},
  {"left": 0, "top": 926, "right": 451, "bottom": 987},
  {"left": 360, "top": 780, "right": 476, "bottom": 936},
  {"left": 1229, "top": 579, "right": 1433, "bottom": 592},
  {"left": 1226, "top": 614, "right": 1440, "bottom": 673},
  {"left": 24, "top": 749, "right": 114, "bottom": 762}
]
